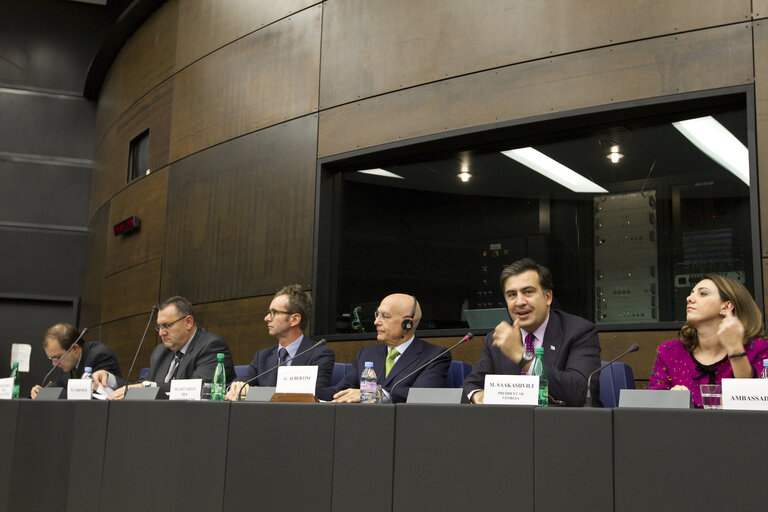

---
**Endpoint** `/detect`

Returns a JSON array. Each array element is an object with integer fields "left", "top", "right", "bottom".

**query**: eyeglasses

[
  {"left": 266, "top": 309, "right": 293, "bottom": 319},
  {"left": 374, "top": 311, "right": 407, "bottom": 321},
  {"left": 47, "top": 354, "right": 67, "bottom": 363},
  {"left": 155, "top": 316, "right": 186, "bottom": 332}
]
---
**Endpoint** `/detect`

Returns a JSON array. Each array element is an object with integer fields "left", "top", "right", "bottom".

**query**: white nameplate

[
  {"left": 0, "top": 378, "right": 13, "bottom": 399},
  {"left": 170, "top": 379, "right": 203, "bottom": 400},
  {"left": 275, "top": 366, "right": 318, "bottom": 394},
  {"left": 67, "top": 379, "right": 92, "bottom": 400},
  {"left": 722, "top": 378, "right": 768, "bottom": 410},
  {"left": 483, "top": 375, "right": 539, "bottom": 405}
]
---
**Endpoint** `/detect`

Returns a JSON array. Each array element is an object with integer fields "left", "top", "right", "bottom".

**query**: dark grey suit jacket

[
  {"left": 462, "top": 309, "right": 601, "bottom": 406},
  {"left": 48, "top": 341, "right": 123, "bottom": 388},
  {"left": 318, "top": 338, "right": 451, "bottom": 403},
  {"left": 142, "top": 326, "right": 235, "bottom": 394}
]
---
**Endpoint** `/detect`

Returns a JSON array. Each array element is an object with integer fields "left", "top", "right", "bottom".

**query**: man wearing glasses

[
  {"left": 225, "top": 284, "right": 334, "bottom": 400},
  {"left": 317, "top": 293, "right": 450, "bottom": 403},
  {"left": 94, "top": 296, "right": 235, "bottom": 399},
  {"left": 30, "top": 323, "right": 123, "bottom": 398}
]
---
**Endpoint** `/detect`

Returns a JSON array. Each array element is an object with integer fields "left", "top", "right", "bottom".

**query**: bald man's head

[{"left": 373, "top": 294, "right": 421, "bottom": 347}]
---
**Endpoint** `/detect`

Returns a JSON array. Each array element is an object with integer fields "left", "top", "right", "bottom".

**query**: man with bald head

[{"left": 318, "top": 293, "right": 450, "bottom": 403}]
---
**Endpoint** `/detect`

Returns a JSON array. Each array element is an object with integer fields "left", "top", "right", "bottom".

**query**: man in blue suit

[
  {"left": 225, "top": 284, "right": 334, "bottom": 400},
  {"left": 462, "top": 258, "right": 601, "bottom": 406},
  {"left": 318, "top": 293, "right": 450, "bottom": 403}
]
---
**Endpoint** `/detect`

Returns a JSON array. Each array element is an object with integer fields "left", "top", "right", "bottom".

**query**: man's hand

[
  {"left": 107, "top": 383, "right": 141, "bottom": 400},
  {"left": 92, "top": 370, "right": 111, "bottom": 390},
  {"left": 492, "top": 320, "right": 525, "bottom": 364},
  {"left": 333, "top": 388, "right": 361, "bottom": 403},
  {"left": 226, "top": 382, "right": 248, "bottom": 401},
  {"left": 30, "top": 384, "right": 41, "bottom": 399},
  {"left": 470, "top": 390, "right": 485, "bottom": 404}
]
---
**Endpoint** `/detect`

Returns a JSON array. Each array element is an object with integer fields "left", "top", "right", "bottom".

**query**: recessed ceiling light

[
  {"left": 501, "top": 147, "right": 608, "bottom": 193},
  {"left": 672, "top": 116, "right": 749, "bottom": 185},
  {"left": 357, "top": 168, "right": 405, "bottom": 179}
]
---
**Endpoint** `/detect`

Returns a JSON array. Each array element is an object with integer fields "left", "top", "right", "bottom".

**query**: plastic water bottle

[
  {"left": 211, "top": 353, "right": 226, "bottom": 401},
  {"left": 531, "top": 347, "right": 548, "bottom": 407},
  {"left": 360, "top": 361, "right": 377, "bottom": 403},
  {"left": 760, "top": 359, "right": 768, "bottom": 379},
  {"left": 10, "top": 362, "right": 19, "bottom": 399},
  {"left": 81, "top": 366, "right": 93, "bottom": 394}
]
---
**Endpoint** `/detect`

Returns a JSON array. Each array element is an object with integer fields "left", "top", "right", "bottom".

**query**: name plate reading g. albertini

[
  {"left": 170, "top": 379, "right": 203, "bottom": 400},
  {"left": 275, "top": 366, "right": 318, "bottom": 394},
  {"left": 722, "top": 378, "right": 768, "bottom": 411},
  {"left": 483, "top": 375, "right": 539, "bottom": 405}
]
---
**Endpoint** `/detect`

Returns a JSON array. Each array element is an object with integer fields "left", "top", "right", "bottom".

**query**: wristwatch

[{"left": 519, "top": 350, "right": 534, "bottom": 365}]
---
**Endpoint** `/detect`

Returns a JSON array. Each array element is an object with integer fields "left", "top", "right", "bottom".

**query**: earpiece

[{"left": 401, "top": 295, "right": 417, "bottom": 333}]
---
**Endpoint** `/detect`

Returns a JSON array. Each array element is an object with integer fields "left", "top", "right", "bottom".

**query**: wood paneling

[
  {"left": 80, "top": 204, "right": 110, "bottom": 328},
  {"left": 195, "top": 296, "right": 273, "bottom": 366},
  {"left": 754, "top": 21, "right": 768, "bottom": 261},
  {"left": 105, "top": 168, "right": 168, "bottom": 276},
  {"left": 175, "top": 0, "right": 319, "bottom": 72},
  {"left": 94, "top": 0, "right": 178, "bottom": 144},
  {"left": 168, "top": 5, "right": 321, "bottom": 162},
  {"left": 319, "top": 23, "right": 753, "bottom": 158},
  {"left": 320, "top": 0, "right": 751, "bottom": 109},
  {"left": 100, "top": 314, "right": 160, "bottom": 381},
  {"left": 90, "top": 81, "right": 174, "bottom": 217},
  {"left": 162, "top": 115, "right": 317, "bottom": 303},
  {"left": 101, "top": 259, "right": 161, "bottom": 324},
  {"left": 754, "top": 1, "right": 768, "bottom": 19}
]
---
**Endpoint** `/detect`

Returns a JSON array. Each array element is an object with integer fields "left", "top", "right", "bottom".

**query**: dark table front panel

[
  {"left": 0, "top": 400, "right": 19, "bottom": 510},
  {"left": 99, "top": 400, "right": 230, "bottom": 512},
  {"left": 331, "top": 404, "right": 395, "bottom": 512},
  {"left": 614, "top": 408, "right": 768, "bottom": 512},
  {"left": 8, "top": 400, "right": 108, "bottom": 512},
  {"left": 534, "top": 407, "right": 613, "bottom": 512},
  {"left": 223, "top": 402, "right": 335, "bottom": 512},
  {"left": 394, "top": 404, "right": 535, "bottom": 512}
]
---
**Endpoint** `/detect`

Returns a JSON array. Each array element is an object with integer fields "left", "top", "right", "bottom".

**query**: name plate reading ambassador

[{"left": 722, "top": 378, "right": 768, "bottom": 411}]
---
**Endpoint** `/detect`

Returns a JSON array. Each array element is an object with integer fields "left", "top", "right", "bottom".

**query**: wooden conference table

[{"left": 0, "top": 400, "right": 764, "bottom": 511}]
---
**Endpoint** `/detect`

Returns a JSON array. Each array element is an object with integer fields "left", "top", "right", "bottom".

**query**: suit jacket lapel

[
  {"left": 382, "top": 340, "right": 423, "bottom": 387},
  {"left": 542, "top": 311, "right": 563, "bottom": 367}
]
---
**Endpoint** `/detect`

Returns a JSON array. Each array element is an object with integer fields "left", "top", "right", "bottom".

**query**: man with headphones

[{"left": 317, "top": 293, "right": 451, "bottom": 403}]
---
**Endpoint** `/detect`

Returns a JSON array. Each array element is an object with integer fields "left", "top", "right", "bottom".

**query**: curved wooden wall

[{"left": 84, "top": 0, "right": 766, "bottom": 382}]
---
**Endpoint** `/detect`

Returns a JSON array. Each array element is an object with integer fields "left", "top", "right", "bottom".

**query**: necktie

[
  {"left": 385, "top": 349, "right": 400, "bottom": 377},
  {"left": 521, "top": 333, "right": 535, "bottom": 375},
  {"left": 164, "top": 351, "right": 183, "bottom": 383},
  {"left": 278, "top": 347, "right": 289, "bottom": 366}
]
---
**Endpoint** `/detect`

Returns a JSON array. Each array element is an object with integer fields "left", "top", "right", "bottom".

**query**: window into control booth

[{"left": 313, "top": 89, "right": 759, "bottom": 339}]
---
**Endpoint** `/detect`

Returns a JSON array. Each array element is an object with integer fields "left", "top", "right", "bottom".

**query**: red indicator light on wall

[{"left": 113, "top": 216, "right": 141, "bottom": 236}]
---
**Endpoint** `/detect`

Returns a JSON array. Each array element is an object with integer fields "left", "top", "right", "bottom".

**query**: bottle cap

[
  {"left": 763, "top": 359, "right": 768, "bottom": 367},
  {"left": 84, "top": 367, "right": 93, "bottom": 373},
  {"left": 364, "top": 361, "right": 374, "bottom": 368},
  {"left": 217, "top": 353, "right": 225, "bottom": 361}
]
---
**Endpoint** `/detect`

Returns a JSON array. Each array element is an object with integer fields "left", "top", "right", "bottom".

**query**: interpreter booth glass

[{"left": 312, "top": 90, "right": 758, "bottom": 339}]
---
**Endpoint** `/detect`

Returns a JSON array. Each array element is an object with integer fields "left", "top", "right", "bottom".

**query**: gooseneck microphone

[
  {"left": 235, "top": 339, "right": 328, "bottom": 401},
  {"left": 124, "top": 305, "right": 159, "bottom": 384},
  {"left": 40, "top": 327, "right": 89, "bottom": 386},
  {"left": 388, "top": 332, "right": 474, "bottom": 403},
  {"left": 584, "top": 342, "right": 639, "bottom": 407}
]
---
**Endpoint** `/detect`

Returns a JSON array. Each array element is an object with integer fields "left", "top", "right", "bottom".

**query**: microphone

[
  {"left": 40, "top": 327, "right": 89, "bottom": 386},
  {"left": 124, "top": 305, "right": 159, "bottom": 384},
  {"left": 388, "top": 332, "right": 473, "bottom": 403},
  {"left": 584, "top": 342, "right": 639, "bottom": 407},
  {"left": 235, "top": 339, "right": 327, "bottom": 401}
]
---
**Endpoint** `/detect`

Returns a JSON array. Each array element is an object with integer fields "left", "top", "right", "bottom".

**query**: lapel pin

[{"left": 550, "top": 345, "right": 556, "bottom": 351}]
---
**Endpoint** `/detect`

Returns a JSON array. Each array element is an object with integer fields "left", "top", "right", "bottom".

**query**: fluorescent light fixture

[
  {"left": 357, "top": 168, "right": 405, "bottom": 179},
  {"left": 672, "top": 116, "right": 749, "bottom": 186},
  {"left": 501, "top": 147, "right": 608, "bottom": 193}
]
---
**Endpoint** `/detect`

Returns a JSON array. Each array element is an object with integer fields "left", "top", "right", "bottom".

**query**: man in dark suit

[
  {"left": 30, "top": 323, "right": 123, "bottom": 398},
  {"left": 462, "top": 258, "right": 600, "bottom": 406},
  {"left": 318, "top": 293, "right": 450, "bottom": 404},
  {"left": 95, "top": 296, "right": 235, "bottom": 398},
  {"left": 225, "top": 284, "right": 334, "bottom": 400}
]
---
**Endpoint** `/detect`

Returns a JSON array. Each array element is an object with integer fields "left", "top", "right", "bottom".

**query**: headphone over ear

[{"left": 401, "top": 295, "right": 417, "bottom": 332}]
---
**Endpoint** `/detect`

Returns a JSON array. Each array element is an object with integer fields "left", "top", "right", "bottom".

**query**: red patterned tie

[{"left": 521, "top": 333, "right": 535, "bottom": 375}]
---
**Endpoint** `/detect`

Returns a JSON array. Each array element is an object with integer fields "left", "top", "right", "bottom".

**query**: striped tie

[{"left": 521, "top": 333, "right": 535, "bottom": 375}]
